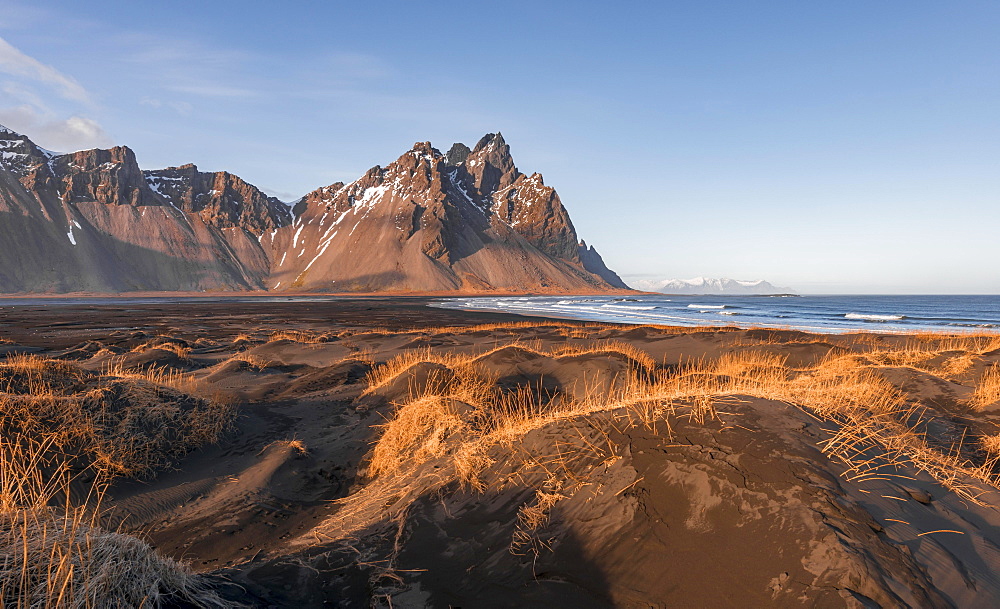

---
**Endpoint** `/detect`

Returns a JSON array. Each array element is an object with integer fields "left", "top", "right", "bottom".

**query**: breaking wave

[
  {"left": 601, "top": 304, "right": 658, "bottom": 311},
  {"left": 845, "top": 313, "right": 906, "bottom": 321}
]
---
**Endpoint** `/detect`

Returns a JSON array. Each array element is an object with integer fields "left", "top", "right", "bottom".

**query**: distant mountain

[
  {"left": 0, "top": 125, "right": 626, "bottom": 293},
  {"left": 633, "top": 277, "right": 794, "bottom": 295}
]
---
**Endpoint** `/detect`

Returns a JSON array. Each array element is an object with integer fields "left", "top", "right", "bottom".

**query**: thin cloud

[
  {"left": 0, "top": 105, "right": 112, "bottom": 152},
  {"left": 139, "top": 97, "right": 193, "bottom": 115},
  {"left": 0, "top": 36, "right": 90, "bottom": 104},
  {"left": 166, "top": 83, "right": 258, "bottom": 99}
]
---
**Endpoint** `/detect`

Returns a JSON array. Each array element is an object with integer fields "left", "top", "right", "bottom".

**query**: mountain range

[
  {"left": 0, "top": 125, "right": 627, "bottom": 294},
  {"left": 632, "top": 277, "right": 794, "bottom": 295}
]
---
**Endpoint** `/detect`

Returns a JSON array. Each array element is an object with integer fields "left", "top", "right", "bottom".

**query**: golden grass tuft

[
  {"left": 2, "top": 353, "right": 235, "bottom": 479},
  {"left": 363, "top": 347, "right": 472, "bottom": 394},
  {"left": 223, "top": 352, "right": 273, "bottom": 371},
  {"left": 970, "top": 364, "right": 1000, "bottom": 411},
  {"left": 0, "top": 433, "right": 232, "bottom": 608},
  {"left": 131, "top": 339, "right": 192, "bottom": 360},
  {"left": 550, "top": 339, "right": 657, "bottom": 370},
  {"left": 981, "top": 433, "right": 1000, "bottom": 457},
  {"left": 268, "top": 330, "right": 333, "bottom": 344},
  {"left": 369, "top": 395, "right": 468, "bottom": 478}
]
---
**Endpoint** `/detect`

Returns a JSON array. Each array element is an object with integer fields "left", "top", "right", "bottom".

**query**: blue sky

[{"left": 0, "top": 1, "right": 998, "bottom": 293}]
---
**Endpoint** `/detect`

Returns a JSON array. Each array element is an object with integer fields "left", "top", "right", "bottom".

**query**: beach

[{"left": 3, "top": 298, "right": 1000, "bottom": 607}]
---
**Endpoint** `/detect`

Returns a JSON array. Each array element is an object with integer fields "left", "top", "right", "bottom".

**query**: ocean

[{"left": 433, "top": 294, "right": 1000, "bottom": 334}]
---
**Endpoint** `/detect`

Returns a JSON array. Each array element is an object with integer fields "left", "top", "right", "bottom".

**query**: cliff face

[
  {"left": 0, "top": 125, "right": 627, "bottom": 293},
  {"left": 0, "top": 127, "right": 271, "bottom": 292},
  {"left": 270, "top": 138, "right": 620, "bottom": 293},
  {"left": 451, "top": 133, "right": 580, "bottom": 261},
  {"left": 144, "top": 164, "right": 291, "bottom": 234}
]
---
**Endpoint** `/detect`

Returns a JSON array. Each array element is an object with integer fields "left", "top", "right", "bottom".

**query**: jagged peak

[
  {"left": 0, "top": 123, "right": 22, "bottom": 136},
  {"left": 409, "top": 141, "right": 441, "bottom": 156},
  {"left": 473, "top": 132, "right": 506, "bottom": 152},
  {"left": 445, "top": 142, "right": 471, "bottom": 166},
  {"left": 144, "top": 163, "right": 199, "bottom": 175}
]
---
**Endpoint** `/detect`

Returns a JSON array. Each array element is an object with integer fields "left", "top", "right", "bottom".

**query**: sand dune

[{"left": 3, "top": 300, "right": 1000, "bottom": 607}]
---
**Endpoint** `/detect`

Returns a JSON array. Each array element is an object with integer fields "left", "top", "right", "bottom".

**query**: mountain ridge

[
  {"left": 633, "top": 277, "right": 794, "bottom": 295},
  {"left": 0, "top": 125, "right": 629, "bottom": 294}
]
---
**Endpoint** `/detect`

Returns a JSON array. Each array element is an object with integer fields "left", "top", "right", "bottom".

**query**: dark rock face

[
  {"left": 0, "top": 124, "right": 627, "bottom": 294},
  {"left": 444, "top": 143, "right": 471, "bottom": 166},
  {"left": 51, "top": 147, "right": 162, "bottom": 207},
  {"left": 0, "top": 127, "right": 271, "bottom": 292},
  {"left": 144, "top": 164, "right": 291, "bottom": 234},
  {"left": 579, "top": 240, "right": 629, "bottom": 289}
]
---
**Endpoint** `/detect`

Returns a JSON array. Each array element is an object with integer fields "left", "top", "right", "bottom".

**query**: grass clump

[
  {"left": 970, "top": 364, "right": 1000, "bottom": 410},
  {"left": 0, "top": 351, "right": 240, "bottom": 606},
  {"left": 0, "top": 433, "right": 232, "bottom": 608},
  {"left": 1, "top": 354, "right": 234, "bottom": 479}
]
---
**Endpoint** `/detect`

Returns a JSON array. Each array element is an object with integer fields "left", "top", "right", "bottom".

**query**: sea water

[{"left": 433, "top": 295, "right": 1000, "bottom": 334}]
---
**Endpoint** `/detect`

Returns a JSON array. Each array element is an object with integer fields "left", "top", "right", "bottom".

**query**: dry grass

[
  {"left": 103, "top": 356, "right": 196, "bottom": 394},
  {"left": 358, "top": 338, "right": 1000, "bottom": 509},
  {"left": 2, "top": 353, "right": 235, "bottom": 480},
  {"left": 268, "top": 330, "right": 333, "bottom": 344},
  {"left": 363, "top": 347, "right": 475, "bottom": 394},
  {"left": 131, "top": 339, "right": 192, "bottom": 360},
  {"left": 223, "top": 352, "right": 273, "bottom": 371},
  {"left": 970, "top": 364, "right": 1000, "bottom": 410},
  {"left": 981, "top": 433, "right": 1000, "bottom": 458},
  {"left": 0, "top": 352, "right": 239, "bottom": 605},
  {"left": 369, "top": 395, "right": 467, "bottom": 478},
  {"left": 511, "top": 480, "right": 565, "bottom": 556},
  {"left": 550, "top": 339, "right": 657, "bottom": 370},
  {"left": 0, "top": 432, "right": 232, "bottom": 608}
]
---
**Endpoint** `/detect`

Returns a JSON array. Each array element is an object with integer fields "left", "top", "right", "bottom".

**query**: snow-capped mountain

[
  {"left": 0, "top": 125, "right": 626, "bottom": 293},
  {"left": 633, "top": 277, "right": 794, "bottom": 295}
]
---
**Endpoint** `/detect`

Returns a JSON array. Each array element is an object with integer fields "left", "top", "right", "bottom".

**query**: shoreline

[{"left": 0, "top": 296, "right": 996, "bottom": 343}]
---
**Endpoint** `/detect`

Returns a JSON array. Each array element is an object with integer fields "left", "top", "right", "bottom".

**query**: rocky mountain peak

[
  {"left": 473, "top": 131, "right": 507, "bottom": 153},
  {"left": 0, "top": 125, "right": 626, "bottom": 294},
  {"left": 0, "top": 124, "right": 56, "bottom": 178},
  {"left": 462, "top": 132, "right": 518, "bottom": 196},
  {"left": 143, "top": 164, "right": 291, "bottom": 234},
  {"left": 445, "top": 142, "right": 471, "bottom": 166},
  {"left": 49, "top": 145, "right": 162, "bottom": 207},
  {"left": 578, "top": 240, "right": 629, "bottom": 288},
  {"left": 410, "top": 141, "right": 440, "bottom": 156}
]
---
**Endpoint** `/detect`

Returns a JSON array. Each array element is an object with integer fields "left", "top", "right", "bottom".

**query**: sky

[{"left": 0, "top": 1, "right": 997, "bottom": 294}]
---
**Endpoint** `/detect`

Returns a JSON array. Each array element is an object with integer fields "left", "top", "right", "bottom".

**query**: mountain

[
  {"left": 0, "top": 125, "right": 626, "bottom": 294},
  {"left": 633, "top": 277, "right": 793, "bottom": 295},
  {"left": 0, "top": 126, "right": 277, "bottom": 292}
]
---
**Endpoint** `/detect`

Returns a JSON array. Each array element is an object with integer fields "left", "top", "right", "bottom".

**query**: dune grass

[
  {"left": 970, "top": 364, "right": 1000, "bottom": 410},
  {"left": 0, "top": 433, "right": 231, "bottom": 608},
  {"left": 0, "top": 353, "right": 238, "bottom": 607},
  {"left": 348, "top": 331, "right": 1000, "bottom": 539}
]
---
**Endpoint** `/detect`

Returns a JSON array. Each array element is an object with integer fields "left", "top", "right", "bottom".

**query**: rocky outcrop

[
  {"left": 446, "top": 132, "right": 582, "bottom": 262},
  {"left": 0, "top": 125, "right": 55, "bottom": 179},
  {"left": 0, "top": 124, "right": 627, "bottom": 294},
  {"left": 579, "top": 240, "right": 628, "bottom": 288},
  {"left": 51, "top": 147, "right": 162, "bottom": 207},
  {"left": 144, "top": 164, "right": 291, "bottom": 234}
]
